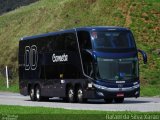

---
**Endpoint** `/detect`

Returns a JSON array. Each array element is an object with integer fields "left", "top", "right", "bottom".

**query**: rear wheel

[
  {"left": 67, "top": 87, "right": 75, "bottom": 103},
  {"left": 114, "top": 98, "right": 124, "bottom": 103},
  {"left": 35, "top": 85, "right": 42, "bottom": 101},
  {"left": 29, "top": 87, "right": 36, "bottom": 101},
  {"left": 76, "top": 87, "right": 87, "bottom": 103},
  {"left": 104, "top": 98, "right": 113, "bottom": 103}
]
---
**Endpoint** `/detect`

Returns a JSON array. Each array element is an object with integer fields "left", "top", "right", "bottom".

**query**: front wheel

[
  {"left": 76, "top": 87, "right": 87, "bottom": 103},
  {"left": 114, "top": 98, "right": 124, "bottom": 103}
]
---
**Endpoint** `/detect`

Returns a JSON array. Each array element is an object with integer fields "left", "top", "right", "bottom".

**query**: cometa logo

[{"left": 52, "top": 53, "right": 68, "bottom": 62}]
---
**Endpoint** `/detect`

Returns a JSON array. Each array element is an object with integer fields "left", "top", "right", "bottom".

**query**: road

[{"left": 0, "top": 92, "right": 160, "bottom": 112}]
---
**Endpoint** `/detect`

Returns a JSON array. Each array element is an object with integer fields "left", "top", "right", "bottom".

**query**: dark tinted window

[
  {"left": 92, "top": 31, "right": 136, "bottom": 49},
  {"left": 39, "top": 33, "right": 78, "bottom": 52},
  {"left": 55, "top": 35, "right": 65, "bottom": 51},
  {"left": 38, "top": 37, "right": 48, "bottom": 53},
  {"left": 77, "top": 31, "right": 92, "bottom": 49},
  {"left": 64, "top": 33, "right": 77, "bottom": 51},
  {"left": 49, "top": 33, "right": 77, "bottom": 52}
]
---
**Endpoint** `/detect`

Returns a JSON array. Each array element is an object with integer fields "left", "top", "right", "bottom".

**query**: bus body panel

[{"left": 19, "top": 26, "right": 145, "bottom": 102}]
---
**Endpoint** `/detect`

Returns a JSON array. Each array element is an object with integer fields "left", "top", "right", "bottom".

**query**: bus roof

[{"left": 21, "top": 26, "right": 130, "bottom": 41}]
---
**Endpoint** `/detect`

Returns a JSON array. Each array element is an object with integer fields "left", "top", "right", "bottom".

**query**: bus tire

[
  {"left": 104, "top": 98, "right": 113, "bottom": 103},
  {"left": 29, "top": 87, "right": 36, "bottom": 101},
  {"left": 76, "top": 87, "right": 87, "bottom": 103},
  {"left": 67, "top": 87, "right": 75, "bottom": 103},
  {"left": 114, "top": 98, "right": 124, "bottom": 103},
  {"left": 35, "top": 85, "right": 42, "bottom": 101}
]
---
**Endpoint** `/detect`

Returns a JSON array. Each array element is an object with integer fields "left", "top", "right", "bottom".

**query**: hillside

[{"left": 0, "top": 0, "right": 159, "bottom": 96}]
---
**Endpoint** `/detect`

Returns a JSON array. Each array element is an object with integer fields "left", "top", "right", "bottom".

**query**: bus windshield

[
  {"left": 91, "top": 31, "right": 136, "bottom": 50},
  {"left": 97, "top": 57, "right": 138, "bottom": 81}
]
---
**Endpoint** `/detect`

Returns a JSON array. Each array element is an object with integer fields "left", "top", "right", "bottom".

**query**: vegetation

[
  {"left": 0, "top": 0, "right": 38, "bottom": 15},
  {"left": 141, "top": 85, "right": 160, "bottom": 97},
  {"left": 0, "top": 0, "right": 159, "bottom": 96},
  {"left": 0, "top": 74, "right": 19, "bottom": 92},
  {"left": 0, "top": 105, "right": 159, "bottom": 120}
]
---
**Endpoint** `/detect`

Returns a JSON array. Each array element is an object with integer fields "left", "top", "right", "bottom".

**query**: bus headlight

[{"left": 93, "top": 83, "right": 106, "bottom": 90}]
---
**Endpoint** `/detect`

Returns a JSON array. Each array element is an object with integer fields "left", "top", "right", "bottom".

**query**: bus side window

[
  {"left": 57, "top": 35, "right": 65, "bottom": 51},
  {"left": 77, "top": 31, "right": 92, "bottom": 50},
  {"left": 64, "top": 33, "right": 77, "bottom": 51}
]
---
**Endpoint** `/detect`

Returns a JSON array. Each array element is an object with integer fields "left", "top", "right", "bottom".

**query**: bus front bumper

[{"left": 84, "top": 83, "right": 140, "bottom": 99}]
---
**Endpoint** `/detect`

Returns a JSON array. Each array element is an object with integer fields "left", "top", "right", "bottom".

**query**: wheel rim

[
  {"left": 68, "top": 89, "right": 74, "bottom": 101},
  {"left": 78, "top": 89, "right": 83, "bottom": 102},
  {"left": 30, "top": 89, "right": 34, "bottom": 98},
  {"left": 36, "top": 88, "right": 40, "bottom": 100}
]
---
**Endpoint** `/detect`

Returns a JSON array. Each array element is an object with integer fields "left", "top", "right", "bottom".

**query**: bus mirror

[{"left": 138, "top": 49, "right": 147, "bottom": 64}]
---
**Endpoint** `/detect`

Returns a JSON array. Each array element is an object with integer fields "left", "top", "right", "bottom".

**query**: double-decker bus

[{"left": 19, "top": 26, "right": 147, "bottom": 103}]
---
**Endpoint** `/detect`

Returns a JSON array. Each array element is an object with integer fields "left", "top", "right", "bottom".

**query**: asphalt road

[{"left": 0, "top": 92, "right": 160, "bottom": 112}]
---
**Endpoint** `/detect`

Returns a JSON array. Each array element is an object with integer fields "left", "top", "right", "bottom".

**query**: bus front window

[{"left": 97, "top": 57, "right": 138, "bottom": 80}]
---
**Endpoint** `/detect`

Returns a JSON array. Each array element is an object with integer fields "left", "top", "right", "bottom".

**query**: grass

[
  {"left": 0, "top": 105, "right": 159, "bottom": 120},
  {"left": 141, "top": 85, "right": 160, "bottom": 97},
  {"left": 0, "top": 75, "right": 19, "bottom": 92},
  {"left": 0, "top": 83, "right": 19, "bottom": 93},
  {"left": 0, "top": 0, "right": 159, "bottom": 96}
]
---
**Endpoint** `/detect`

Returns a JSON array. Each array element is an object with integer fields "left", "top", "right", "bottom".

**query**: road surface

[{"left": 0, "top": 92, "right": 160, "bottom": 112}]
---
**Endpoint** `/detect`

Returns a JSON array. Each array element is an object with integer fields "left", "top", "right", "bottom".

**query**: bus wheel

[
  {"left": 104, "top": 98, "right": 113, "bottom": 103},
  {"left": 29, "top": 87, "right": 36, "bottom": 101},
  {"left": 114, "top": 98, "right": 124, "bottom": 103},
  {"left": 77, "top": 87, "right": 87, "bottom": 103},
  {"left": 35, "top": 85, "right": 42, "bottom": 101},
  {"left": 67, "top": 87, "right": 75, "bottom": 103}
]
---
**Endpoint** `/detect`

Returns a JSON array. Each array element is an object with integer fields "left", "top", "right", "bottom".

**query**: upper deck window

[{"left": 91, "top": 31, "right": 136, "bottom": 50}]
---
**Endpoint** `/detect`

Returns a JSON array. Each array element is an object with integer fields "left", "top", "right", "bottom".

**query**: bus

[{"left": 19, "top": 26, "right": 147, "bottom": 103}]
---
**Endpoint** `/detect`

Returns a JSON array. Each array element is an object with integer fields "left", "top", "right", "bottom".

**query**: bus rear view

[{"left": 19, "top": 26, "right": 147, "bottom": 103}]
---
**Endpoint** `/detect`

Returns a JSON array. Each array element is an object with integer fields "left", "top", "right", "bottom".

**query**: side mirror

[{"left": 138, "top": 49, "right": 147, "bottom": 64}]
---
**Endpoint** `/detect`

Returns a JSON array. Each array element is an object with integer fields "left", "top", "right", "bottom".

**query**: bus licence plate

[{"left": 117, "top": 93, "right": 124, "bottom": 97}]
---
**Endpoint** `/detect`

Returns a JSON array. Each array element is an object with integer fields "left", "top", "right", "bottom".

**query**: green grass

[
  {"left": 0, "top": 0, "right": 159, "bottom": 96},
  {"left": 141, "top": 85, "right": 160, "bottom": 97},
  {"left": 0, "top": 75, "right": 19, "bottom": 92},
  {"left": 0, "top": 83, "right": 19, "bottom": 93},
  {"left": 0, "top": 105, "right": 159, "bottom": 120}
]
